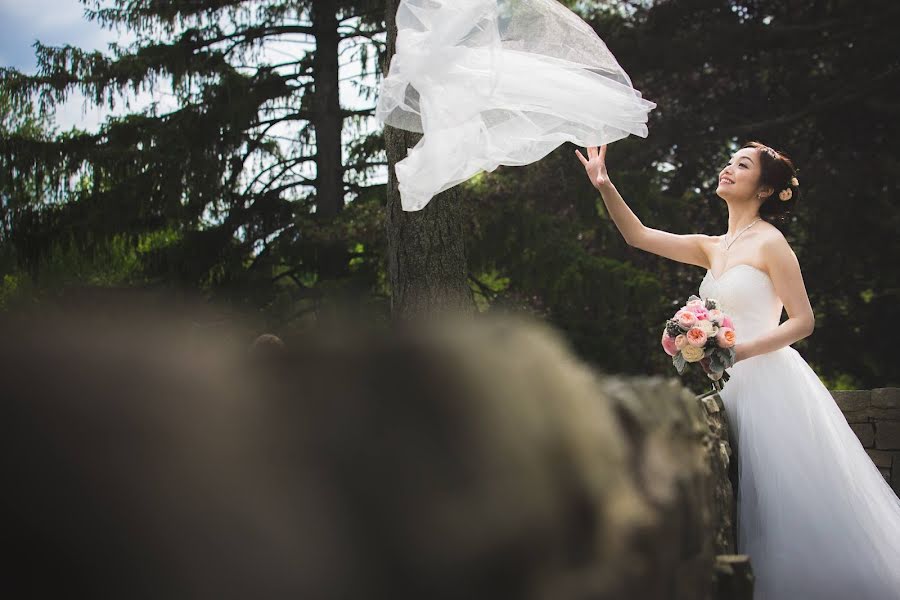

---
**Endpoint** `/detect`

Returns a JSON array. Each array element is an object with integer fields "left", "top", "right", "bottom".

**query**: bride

[{"left": 576, "top": 142, "right": 900, "bottom": 598}]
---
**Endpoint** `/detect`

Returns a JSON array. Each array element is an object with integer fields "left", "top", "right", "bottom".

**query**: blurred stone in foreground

[
  {"left": 714, "top": 554, "right": 755, "bottom": 600},
  {"left": 1, "top": 303, "right": 737, "bottom": 599}
]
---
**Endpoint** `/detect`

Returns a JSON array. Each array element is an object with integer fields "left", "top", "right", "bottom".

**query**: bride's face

[{"left": 716, "top": 148, "right": 765, "bottom": 201}]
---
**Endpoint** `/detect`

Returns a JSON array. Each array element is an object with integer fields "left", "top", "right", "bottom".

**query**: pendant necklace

[{"left": 723, "top": 216, "right": 762, "bottom": 252}]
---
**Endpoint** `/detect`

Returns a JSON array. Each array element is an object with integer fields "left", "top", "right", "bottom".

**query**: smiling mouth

[{"left": 719, "top": 178, "right": 734, "bottom": 185}]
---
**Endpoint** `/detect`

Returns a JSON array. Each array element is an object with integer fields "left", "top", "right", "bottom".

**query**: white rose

[
  {"left": 698, "top": 320, "right": 718, "bottom": 336},
  {"left": 681, "top": 345, "right": 705, "bottom": 363}
]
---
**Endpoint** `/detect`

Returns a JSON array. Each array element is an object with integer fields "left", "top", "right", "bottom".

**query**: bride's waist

[
  {"left": 732, "top": 321, "right": 780, "bottom": 343},
  {"left": 733, "top": 344, "right": 797, "bottom": 369}
]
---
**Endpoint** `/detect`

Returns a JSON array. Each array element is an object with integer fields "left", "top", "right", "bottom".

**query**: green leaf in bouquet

[
  {"left": 673, "top": 352, "right": 686, "bottom": 374},
  {"left": 723, "top": 347, "right": 737, "bottom": 368},
  {"left": 703, "top": 346, "right": 716, "bottom": 358},
  {"left": 704, "top": 298, "right": 719, "bottom": 311}
]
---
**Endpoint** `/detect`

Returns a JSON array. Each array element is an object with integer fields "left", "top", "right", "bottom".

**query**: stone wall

[
  {"left": 695, "top": 390, "right": 754, "bottom": 600},
  {"left": 831, "top": 387, "right": 900, "bottom": 497},
  {"left": 701, "top": 387, "right": 900, "bottom": 600},
  {"left": 2, "top": 308, "right": 746, "bottom": 600}
]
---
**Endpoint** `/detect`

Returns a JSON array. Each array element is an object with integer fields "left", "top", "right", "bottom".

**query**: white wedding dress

[{"left": 699, "top": 264, "right": 900, "bottom": 599}]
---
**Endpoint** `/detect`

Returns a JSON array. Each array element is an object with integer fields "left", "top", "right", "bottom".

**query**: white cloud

[
  {"left": 4, "top": 0, "right": 383, "bottom": 184},
  {"left": 0, "top": 1, "right": 141, "bottom": 131},
  {"left": 1, "top": 0, "right": 125, "bottom": 72},
  {"left": 0, "top": 0, "right": 92, "bottom": 32}
]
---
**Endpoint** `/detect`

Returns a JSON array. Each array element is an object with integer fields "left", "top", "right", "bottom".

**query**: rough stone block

[
  {"left": 840, "top": 411, "right": 872, "bottom": 424},
  {"left": 875, "top": 421, "right": 900, "bottom": 450},
  {"left": 841, "top": 408, "right": 900, "bottom": 423},
  {"left": 873, "top": 408, "right": 900, "bottom": 420},
  {"left": 892, "top": 463, "right": 900, "bottom": 498},
  {"left": 849, "top": 423, "right": 875, "bottom": 447},
  {"left": 872, "top": 387, "right": 900, "bottom": 410},
  {"left": 713, "top": 554, "right": 754, "bottom": 600},
  {"left": 832, "top": 390, "right": 871, "bottom": 412},
  {"left": 867, "top": 449, "right": 894, "bottom": 468},
  {"left": 702, "top": 393, "right": 722, "bottom": 414}
]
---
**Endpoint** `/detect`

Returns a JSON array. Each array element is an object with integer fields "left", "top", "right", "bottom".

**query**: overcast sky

[
  {"left": 0, "top": 0, "right": 128, "bottom": 129},
  {"left": 0, "top": 0, "right": 118, "bottom": 69},
  {"left": 0, "top": 0, "right": 379, "bottom": 126}
]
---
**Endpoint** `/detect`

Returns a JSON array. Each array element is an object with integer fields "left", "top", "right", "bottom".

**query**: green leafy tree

[
  {"left": 462, "top": 0, "right": 898, "bottom": 388},
  {"left": 1, "top": 0, "right": 389, "bottom": 325},
  {"left": 4, "top": 0, "right": 894, "bottom": 388},
  {"left": 572, "top": 0, "right": 900, "bottom": 386}
]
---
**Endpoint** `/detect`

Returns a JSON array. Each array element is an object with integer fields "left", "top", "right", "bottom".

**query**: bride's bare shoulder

[
  {"left": 758, "top": 223, "right": 791, "bottom": 248},
  {"left": 758, "top": 224, "right": 801, "bottom": 270}
]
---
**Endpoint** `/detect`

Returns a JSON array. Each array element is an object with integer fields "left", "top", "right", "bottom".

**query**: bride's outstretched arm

[
  {"left": 575, "top": 145, "right": 712, "bottom": 269},
  {"left": 734, "top": 235, "right": 816, "bottom": 362}
]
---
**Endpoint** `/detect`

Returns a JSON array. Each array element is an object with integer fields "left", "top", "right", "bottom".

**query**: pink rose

[
  {"left": 708, "top": 309, "right": 724, "bottom": 324},
  {"left": 674, "top": 334, "right": 687, "bottom": 350},
  {"left": 686, "top": 299, "right": 704, "bottom": 307},
  {"left": 684, "top": 304, "right": 709, "bottom": 320},
  {"left": 661, "top": 331, "right": 678, "bottom": 356},
  {"left": 716, "top": 327, "right": 736, "bottom": 348},
  {"left": 722, "top": 315, "right": 734, "bottom": 329},
  {"left": 686, "top": 327, "right": 708, "bottom": 347},
  {"left": 675, "top": 310, "right": 697, "bottom": 329}
]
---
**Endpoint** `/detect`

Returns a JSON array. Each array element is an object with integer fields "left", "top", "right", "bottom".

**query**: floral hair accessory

[
  {"left": 790, "top": 176, "right": 799, "bottom": 187},
  {"left": 779, "top": 188, "right": 793, "bottom": 201}
]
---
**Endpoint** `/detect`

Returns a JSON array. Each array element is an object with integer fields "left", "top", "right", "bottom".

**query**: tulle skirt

[{"left": 720, "top": 346, "right": 900, "bottom": 599}]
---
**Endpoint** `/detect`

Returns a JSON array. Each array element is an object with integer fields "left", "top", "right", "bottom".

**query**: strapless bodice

[{"left": 698, "top": 264, "right": 784, "bottom": 344}]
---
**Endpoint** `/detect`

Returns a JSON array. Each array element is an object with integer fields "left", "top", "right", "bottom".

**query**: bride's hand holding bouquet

[{"left": 661, "top": 295, "right": 737, "bottom": 392}]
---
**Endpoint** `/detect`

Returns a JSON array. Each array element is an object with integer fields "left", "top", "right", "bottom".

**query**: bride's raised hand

[{"left": 575, "top": 144, "right": 611, "bottom": 190}]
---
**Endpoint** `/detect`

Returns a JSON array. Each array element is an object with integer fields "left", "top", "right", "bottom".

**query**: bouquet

[{"left": 661, "top": 295, "right": 737, "bottom": 392}]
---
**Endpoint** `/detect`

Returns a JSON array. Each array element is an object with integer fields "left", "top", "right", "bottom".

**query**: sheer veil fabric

[{"left": 376, "top": 0, "right": 657, "bottom": 211}]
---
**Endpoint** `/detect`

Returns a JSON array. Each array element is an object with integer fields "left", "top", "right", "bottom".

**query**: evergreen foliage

[
  {"left": 1, "top": 0, "right": 388, "bottom": 323},
  {"left": 1, "top": 0, "right": 896, "bottom": 387}
]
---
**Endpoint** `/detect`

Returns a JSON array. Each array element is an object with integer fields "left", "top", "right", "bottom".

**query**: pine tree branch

[
  {"left": 338, "top": 9, "right": 384, "bottom": 24},
  {"left": 241, "top": 155, "right": 318, "bottom": 195},
  {"left": 719, "top": 65, "right": 900, "bottom": 137},
  {"left": 344, "top": 160, "right": 388, "bottom": 172},
  {"left": 344, "top": 182, "right": 386, "bottom": 193},
  {"left": 338, "top": 25, "right": 387, "bottom": 42},
  {"left": 225, "top": 119, "right": 284, "bottom": 190},
  {"left": 342, "top": 108, "right": 376, "bottom": 118}
]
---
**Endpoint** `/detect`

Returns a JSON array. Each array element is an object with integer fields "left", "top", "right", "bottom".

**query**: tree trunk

[
  {"left": 310, "top": 2, "right": 349, "bottom": 281},
  {"left": 382, "top": 0, "right": 474, "bottom": 321}
]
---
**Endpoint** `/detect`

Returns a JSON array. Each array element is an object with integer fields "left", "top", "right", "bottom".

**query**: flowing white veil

[{"left": 376, "top": 0, "right": 657, "bottom": 211}]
